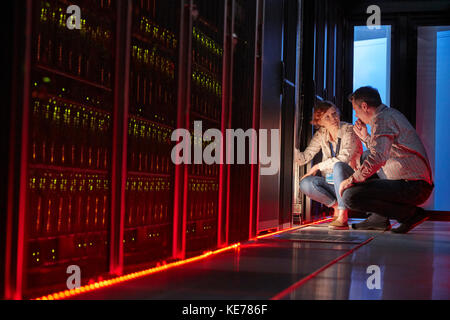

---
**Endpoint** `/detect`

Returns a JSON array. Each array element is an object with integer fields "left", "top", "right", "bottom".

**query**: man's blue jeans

[{"left": 333, "top": 162, "right": 434, "bottom": 222}]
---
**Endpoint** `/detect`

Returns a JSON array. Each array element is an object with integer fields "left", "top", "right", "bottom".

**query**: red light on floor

[{"left": 33, "top": 243, "right": 241, "bottom": 300}]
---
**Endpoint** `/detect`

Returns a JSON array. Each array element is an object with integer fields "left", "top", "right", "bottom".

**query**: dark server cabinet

[
  {"left": 4, "top": 0, "right": 264, "bottom": 299},
  {"left": 183, "top": 0, "right": 226, "bottom": 257},
  {"left": 227, "top": 0, "right": 260, "bottom": 243},
  {"left": 25, "top": 0, "right": 117, "bottom": 298},
  {"left": 123, "top": 0, "right": 179, "bottom": 269}
]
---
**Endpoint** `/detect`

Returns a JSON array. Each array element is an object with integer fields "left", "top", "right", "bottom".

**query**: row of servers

[{"left": 7, "top": 0, "right": 262, "bottom": 299}]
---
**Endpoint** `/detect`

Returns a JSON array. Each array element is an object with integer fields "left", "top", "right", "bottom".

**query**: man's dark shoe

[
  {"left": 351, "top": 212, "right": 391, "bottom": 231},
  {"left": 391, "top": 207, "right": 428, "bottom": 234}
]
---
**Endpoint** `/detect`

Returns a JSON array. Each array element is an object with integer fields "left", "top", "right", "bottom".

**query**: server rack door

[
  {"left": 19, "top": 0, "right": 118, "bottom": 298},
  {"left": 4, "top": 0, "right": 30, "bottom": 301},
  {"left": 1, "top": 0, "right": 15, "bottom": 300},
  {"left": 279, "top": 0, "right": 300, "bottom": 229},
  {"left": 257, "top": 0, "right": 284, "bottom": 233},
  {"left": 182, "top": 0, "right": 226, "bottom": 258},
  {"left": 226, "top": 0, "right": 259, "bottom": 244},
  {"left": 123, "top": 0, "right": 181, "bottom": 271}
]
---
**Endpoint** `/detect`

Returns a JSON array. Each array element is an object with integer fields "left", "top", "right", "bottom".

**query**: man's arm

[
  {"left": 352, "top": 117, "right": 398, "bottom": 183},
  {"left": 339, "top": 116, "right": 398, "bottom": 196},
  {"left": 353, "top": 119, "right": 372, "bottom": 148}
]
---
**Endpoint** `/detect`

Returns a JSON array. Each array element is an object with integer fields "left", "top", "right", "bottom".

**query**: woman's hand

[{"left": 301, "top": 164, "right": 320, "bottom": 180}]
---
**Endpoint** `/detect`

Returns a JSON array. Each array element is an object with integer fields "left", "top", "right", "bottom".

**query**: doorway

[
  {"left": 352, "top": 25, "right": 391, "bottom": 133},
  {"left": 416, "top": 26, "right": 450, "bottom": 211}
]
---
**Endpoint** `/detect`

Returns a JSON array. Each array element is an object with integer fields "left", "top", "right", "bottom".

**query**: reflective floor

[{"left": 69, "top": 219, "right": 450, "bottom": 300}]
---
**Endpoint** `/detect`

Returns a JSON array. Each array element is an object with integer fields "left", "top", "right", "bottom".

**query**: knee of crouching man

[
  {"left": 342, "top": 187, "right": 365, "bottom": 211},
  {"left": 341, "top": 188, "right": 360, "bottom": 209}
]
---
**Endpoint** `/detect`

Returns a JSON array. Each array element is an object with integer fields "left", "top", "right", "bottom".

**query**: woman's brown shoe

[{"left": 328, "top": 220, "right": 349, "bottom": 230}]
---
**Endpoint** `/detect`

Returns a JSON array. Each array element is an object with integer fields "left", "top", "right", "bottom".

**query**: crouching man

[{"left": 336, "top": 86, "right": 434, "bottom": 233}]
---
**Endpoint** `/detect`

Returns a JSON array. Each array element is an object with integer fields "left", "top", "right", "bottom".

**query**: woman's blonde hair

[{"left": 310, "top": 100, "right": 341, "bottom": 129}]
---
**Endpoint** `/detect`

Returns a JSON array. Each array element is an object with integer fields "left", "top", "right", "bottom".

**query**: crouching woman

[{"left": 295, "top": 101, "right": 363, "bottom": 229}]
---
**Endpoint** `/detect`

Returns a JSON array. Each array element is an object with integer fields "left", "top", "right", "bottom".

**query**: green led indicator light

[{"left": 43, "top": 77, "right": 51, "bottom": 83}]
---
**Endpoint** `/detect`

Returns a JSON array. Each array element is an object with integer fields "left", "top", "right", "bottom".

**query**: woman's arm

[{"left": 294, "top": 130, "right": 322, "bottom": 166}]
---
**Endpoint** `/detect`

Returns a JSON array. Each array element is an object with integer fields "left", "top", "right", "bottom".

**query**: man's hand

[
  {"left": 301, "top": 164, "right": 319, "bottom": 180},
  {"left": 353, "top": 119, "right": 369, "bottom": 141},
  {"left": 339, "top": 176, "right": 354, "bottom": 197}
]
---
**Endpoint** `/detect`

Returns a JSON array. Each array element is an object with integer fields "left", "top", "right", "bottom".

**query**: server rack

[
  {"left": 25, "top": 0, "right": 117, "bottom": 298},
  {"left": 226, "top": 0, "right": 260, "bottom": 243},
  {"left": 123, "top": 0, "right": 179, "bottom": 269},
  {"left": 183, "top": 0, "right": 226, "bottom": 257},
  {"left": 4, "top": 0, "right": 264, "bottom": 299}
]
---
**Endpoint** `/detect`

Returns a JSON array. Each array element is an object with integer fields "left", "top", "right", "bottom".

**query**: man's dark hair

[{"left": 348, "top": 86, "right": 382, "bottom": 108}]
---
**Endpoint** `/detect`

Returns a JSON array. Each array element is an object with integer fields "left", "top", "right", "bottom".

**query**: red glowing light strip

[
  {"left": 34, "top": 243, "right": 241, "bottom": 301},
  {"left": 255, "top": 217, "right": 333, "bottom": 240},
  {"left": 33, "top": 217, "right": 331, "bottom": 300},
  {"left": 271, "top": 237, "right": 375, "bottom": 300}
]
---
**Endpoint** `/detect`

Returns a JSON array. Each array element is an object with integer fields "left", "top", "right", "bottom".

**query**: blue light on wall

[
  {"left": 434, "top": 30, "right": 450, "bottom": 210},
  {"left": 353, "top": 26, "right": 391, "bottom": 104},
  {"left": 352, "top": 25, "right": 391, "bottom": 144}
]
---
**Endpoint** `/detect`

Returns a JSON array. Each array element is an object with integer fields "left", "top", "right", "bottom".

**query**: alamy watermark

[
  {"left": 171, "top": 121, "right": 280, "bottom": 176},
  {"left": 366, "top": 265, "right": 381, "bottom": 290},
  {"left": 66, "top": 265, "right": 81, "bottom": 290},
  {"left": 366, "top": 5, "right": 381, "bottom": 30},
  {"left": 66, "top": 5, "right": 82, "bottom": 30}
]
